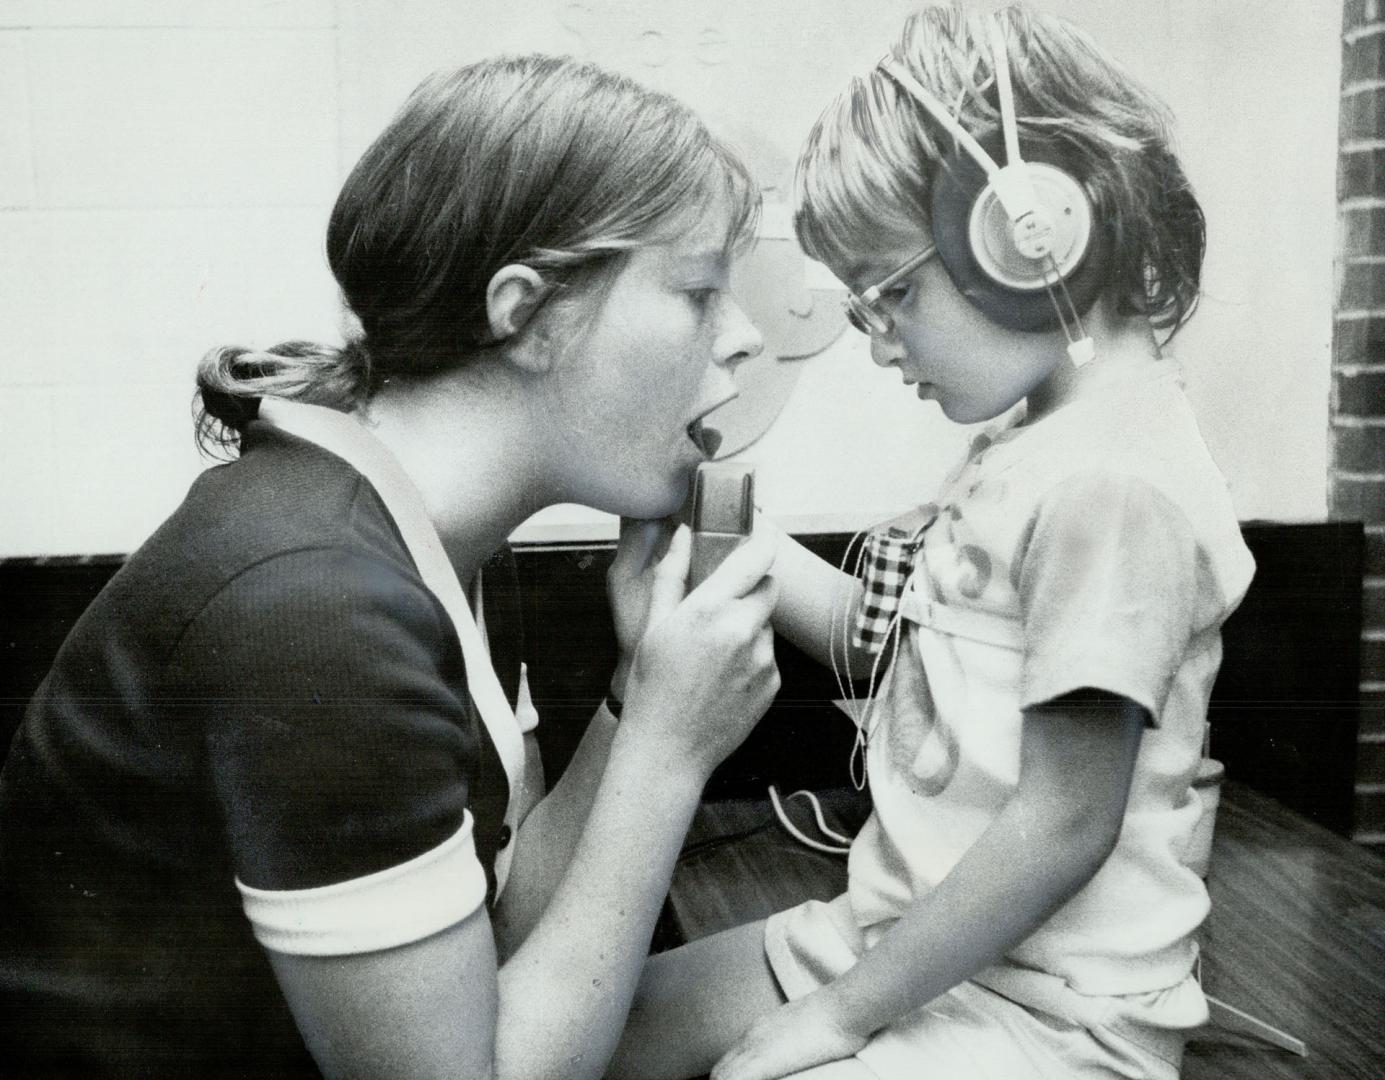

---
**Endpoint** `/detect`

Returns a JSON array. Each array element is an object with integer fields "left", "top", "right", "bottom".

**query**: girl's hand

[
  {"left": 620, "top": 526, "right": 780, "bottom": 782},
  {"left": 607, "top": 517, "right": 677, "bottom": 700},
  {"left": 711, "top": 994, "right": 867, "bottom": 1080}
]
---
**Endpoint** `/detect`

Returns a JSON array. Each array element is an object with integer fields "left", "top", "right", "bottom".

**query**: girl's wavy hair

[
  {"left": 794, "top": 3, "right": 1204, "bottom": 343},
  {"left": 196, "top": 54, "right": 759, "bottom": 456}
]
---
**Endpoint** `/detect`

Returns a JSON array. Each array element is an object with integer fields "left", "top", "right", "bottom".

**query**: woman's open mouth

[{"left": 687, "top": 417, "right": 723, "bottom": 458}]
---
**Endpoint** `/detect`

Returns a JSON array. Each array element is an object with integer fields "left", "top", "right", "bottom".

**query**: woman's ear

[{"left": 486, "top": 265, "right": 550, "bottom": 370}]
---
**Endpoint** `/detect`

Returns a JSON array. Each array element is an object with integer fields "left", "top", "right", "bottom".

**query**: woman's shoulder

[
  {"left": 166, "top": 541, "right": 460, "bottom": 710},
  {"left": 160, "top": 423, "right": 410, "bottom": 572},
  {"left": 103, "top": 424, "right": 434, "bottom": 664}
]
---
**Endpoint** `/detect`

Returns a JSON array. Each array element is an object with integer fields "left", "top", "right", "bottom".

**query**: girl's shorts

[{"left": 764, "top": 894, "right": 1207, "bottom": 1080}]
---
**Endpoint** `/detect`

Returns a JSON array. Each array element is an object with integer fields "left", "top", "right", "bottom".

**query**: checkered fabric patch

[{"left": 852, "top": 511, "right": 933, "bottom": 654}]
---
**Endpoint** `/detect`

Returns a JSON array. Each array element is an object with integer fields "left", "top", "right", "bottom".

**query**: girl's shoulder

[
  {"left": 979, "top": 368, "right": 1222, "bottom": 508},
  {"left": 952, "top": 371, "right": 1254, "bottom": 611}
]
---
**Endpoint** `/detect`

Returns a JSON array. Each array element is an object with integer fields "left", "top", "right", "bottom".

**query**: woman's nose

[{"left": 716, "top": 296, "right": 764, "bottom": 369}]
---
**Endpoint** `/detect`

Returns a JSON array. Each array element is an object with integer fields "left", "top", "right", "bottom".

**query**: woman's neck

[{"left": 359, "top": 365, "right": 553, "bottom": 582}]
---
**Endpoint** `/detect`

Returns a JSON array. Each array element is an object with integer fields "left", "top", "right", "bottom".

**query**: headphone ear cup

[{"left": 930, "top": 131, "right": 1113, "bottom": 332}]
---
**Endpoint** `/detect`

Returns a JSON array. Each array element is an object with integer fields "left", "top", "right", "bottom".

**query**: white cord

[
  {"left": 829, "top": 528, "right": 872, "bottom": 774},
  {"left": 828, "top": 526, "right": 901, "bottom": 791},
  {"left": 849, "top": 601, "right": 906, "bottom": 791},
  {"left": 1040, "top": 254, "right": 1095, "bottom": 368},
  {"left": 768, "top": 786, "right": 852, "bottom": 855},
  {"left": 828, "top": 522, "right": 920, "bottom": 792}
]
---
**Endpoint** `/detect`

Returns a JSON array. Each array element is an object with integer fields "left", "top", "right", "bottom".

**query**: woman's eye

[{"left": 882, "top": 284, "right": 911, "bottom": 305}]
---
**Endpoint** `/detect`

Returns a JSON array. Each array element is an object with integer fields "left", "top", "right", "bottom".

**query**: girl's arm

[
  {"left": 757, "top": 516, "right": 877, "bottom": 680},
  {"left": 269, "top": 531, "right": 782, "bottom": 1080},
  {"left": 493, "top": 510, "right": 881, "bottom": 947},
  {"left": 714, "top": 692, "right": 1145, "bottom": 1080}
]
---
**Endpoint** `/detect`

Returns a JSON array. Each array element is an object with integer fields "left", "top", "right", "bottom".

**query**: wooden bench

[{"left": 665, "top": 781, "right": 1385, "bottom": 1079}]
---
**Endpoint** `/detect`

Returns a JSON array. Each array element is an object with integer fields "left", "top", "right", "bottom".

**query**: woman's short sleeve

[
  {"left": 1015, "top": 472, "right": 1215, "bottom": 722},
  {"left": 172, "top": 546, "right": 487, "bottom": 955}
]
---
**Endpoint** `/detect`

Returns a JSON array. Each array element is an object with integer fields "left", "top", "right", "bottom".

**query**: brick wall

[{"left": 1338, "top": 0, "right": 1385, "bottom": 854}]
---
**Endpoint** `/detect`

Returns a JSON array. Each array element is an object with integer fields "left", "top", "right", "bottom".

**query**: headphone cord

[
  {"left": 768, "top": 786, "right": 852, "bottom": 856},
  {"left": 1042, "top": 254, "right": 1095, "bottom": 366}
]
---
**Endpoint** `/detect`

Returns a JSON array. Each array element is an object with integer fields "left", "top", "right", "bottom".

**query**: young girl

[{"left": 612, "top": 5, "right": 1254, "bottom": 1079}]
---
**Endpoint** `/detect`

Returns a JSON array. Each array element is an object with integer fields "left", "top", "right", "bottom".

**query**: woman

[{"left": 0, "top": 54, "right": 778, "bottom": 1078}]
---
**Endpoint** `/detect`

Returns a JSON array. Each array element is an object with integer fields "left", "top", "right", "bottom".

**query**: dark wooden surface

[
  {"left": 668, "top": 781, "right": 1385, "bottom": 1080},
  {"left": 1192, "top": 782, "right": 1385, "bottom": 1079}
]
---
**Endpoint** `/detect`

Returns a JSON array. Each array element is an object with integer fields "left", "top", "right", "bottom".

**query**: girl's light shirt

[{"left": 844, "top": 362, "right": 1255, "bottom": 996}]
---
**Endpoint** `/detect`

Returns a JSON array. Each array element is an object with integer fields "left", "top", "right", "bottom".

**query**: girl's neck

[
  {"left": 358, "top": 364, "right": 554, "bottom": 583},
  {"left": 1024, "top": 312, "right": 1162, "bottom": 425}
]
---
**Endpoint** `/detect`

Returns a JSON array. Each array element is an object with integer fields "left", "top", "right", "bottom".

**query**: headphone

[{"left": 879, "top": 19, "right": 1110, "bottom": 365}]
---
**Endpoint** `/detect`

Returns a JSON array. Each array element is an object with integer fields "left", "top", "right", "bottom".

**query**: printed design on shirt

[
  {"left": 936, "top": 501, "right": 998, "bottom": 605},
  {"left": 954, "top": 544, "right": 993, "bottom": 600},
  {"left": 882, "top": 634, "right": 960, "bottom": 797}
]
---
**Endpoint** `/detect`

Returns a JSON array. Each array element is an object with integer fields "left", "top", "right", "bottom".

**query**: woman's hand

[
  {"left": 619, "top": 525, "right": 780, "bottom": 782},
  {"left": 607, "top": 517, "right": 678, "bottom": 700},
  {"left": 711, "top": 994, "right": 867, "bottom": 1080}
]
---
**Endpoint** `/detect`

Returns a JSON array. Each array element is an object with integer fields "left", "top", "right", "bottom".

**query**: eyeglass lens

[{"left": 845, "top": 296, "right": 886, "bottom": 336}]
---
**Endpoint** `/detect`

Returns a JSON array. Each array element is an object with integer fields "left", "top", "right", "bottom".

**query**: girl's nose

[{"left": 870, "top": 330, "right": 904, "bottom": 368}]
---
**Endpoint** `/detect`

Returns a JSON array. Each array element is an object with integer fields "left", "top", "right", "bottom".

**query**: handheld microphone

[{"left": 687, "top": 462, "right": 755, "bottom": 590}]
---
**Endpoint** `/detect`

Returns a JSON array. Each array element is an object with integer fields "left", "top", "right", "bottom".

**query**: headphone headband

[
  {"left": 879, "top": 24, "right": 1051, "bottom": 259},
  {"left": 875, "top": 16, "right": 1108, "bottom": 357}
]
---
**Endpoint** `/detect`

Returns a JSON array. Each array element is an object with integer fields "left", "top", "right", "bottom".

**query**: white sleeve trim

[{"left": 236, "top": 813, "right": 487, "bottom": 957}]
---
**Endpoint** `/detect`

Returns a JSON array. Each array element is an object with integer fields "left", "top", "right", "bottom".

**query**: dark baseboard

[{"left": 0, "top": 522, "right": 1364, "bottom": 835}]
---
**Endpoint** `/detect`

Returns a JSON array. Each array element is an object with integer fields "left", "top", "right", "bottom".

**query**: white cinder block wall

[
  {"left": 0, "top": 1, "right": 344, "bottom": 555},
  {"left": 0, "top": 0, "right": 1342, "bottom": 555}
]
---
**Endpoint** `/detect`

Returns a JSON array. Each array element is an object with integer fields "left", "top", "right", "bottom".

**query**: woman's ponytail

[{"left": 193, "top": 338, "right": 370, "bottom": 456}]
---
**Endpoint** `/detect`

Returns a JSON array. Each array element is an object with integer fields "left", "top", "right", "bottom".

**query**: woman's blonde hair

[
  {"left": 794, "top": 3, "right": 1204, "bottom": 341},
  {"left": 197, "top": 54, "right": 758, "bottom": 453}
]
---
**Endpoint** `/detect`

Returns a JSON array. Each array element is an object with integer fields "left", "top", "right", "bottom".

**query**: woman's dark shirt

[{"left": 0, "top": 423, "right": 509, "bottom": 1077}]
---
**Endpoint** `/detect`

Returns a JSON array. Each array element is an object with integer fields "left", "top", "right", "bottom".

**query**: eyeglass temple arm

[{"left": 860, "top": 245, "right": 937, "bottom": 306}]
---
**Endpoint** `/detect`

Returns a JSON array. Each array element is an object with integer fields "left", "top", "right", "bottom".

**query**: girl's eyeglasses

[{"left": 844, "top": 242, "right": 938, "bottom": 336}]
